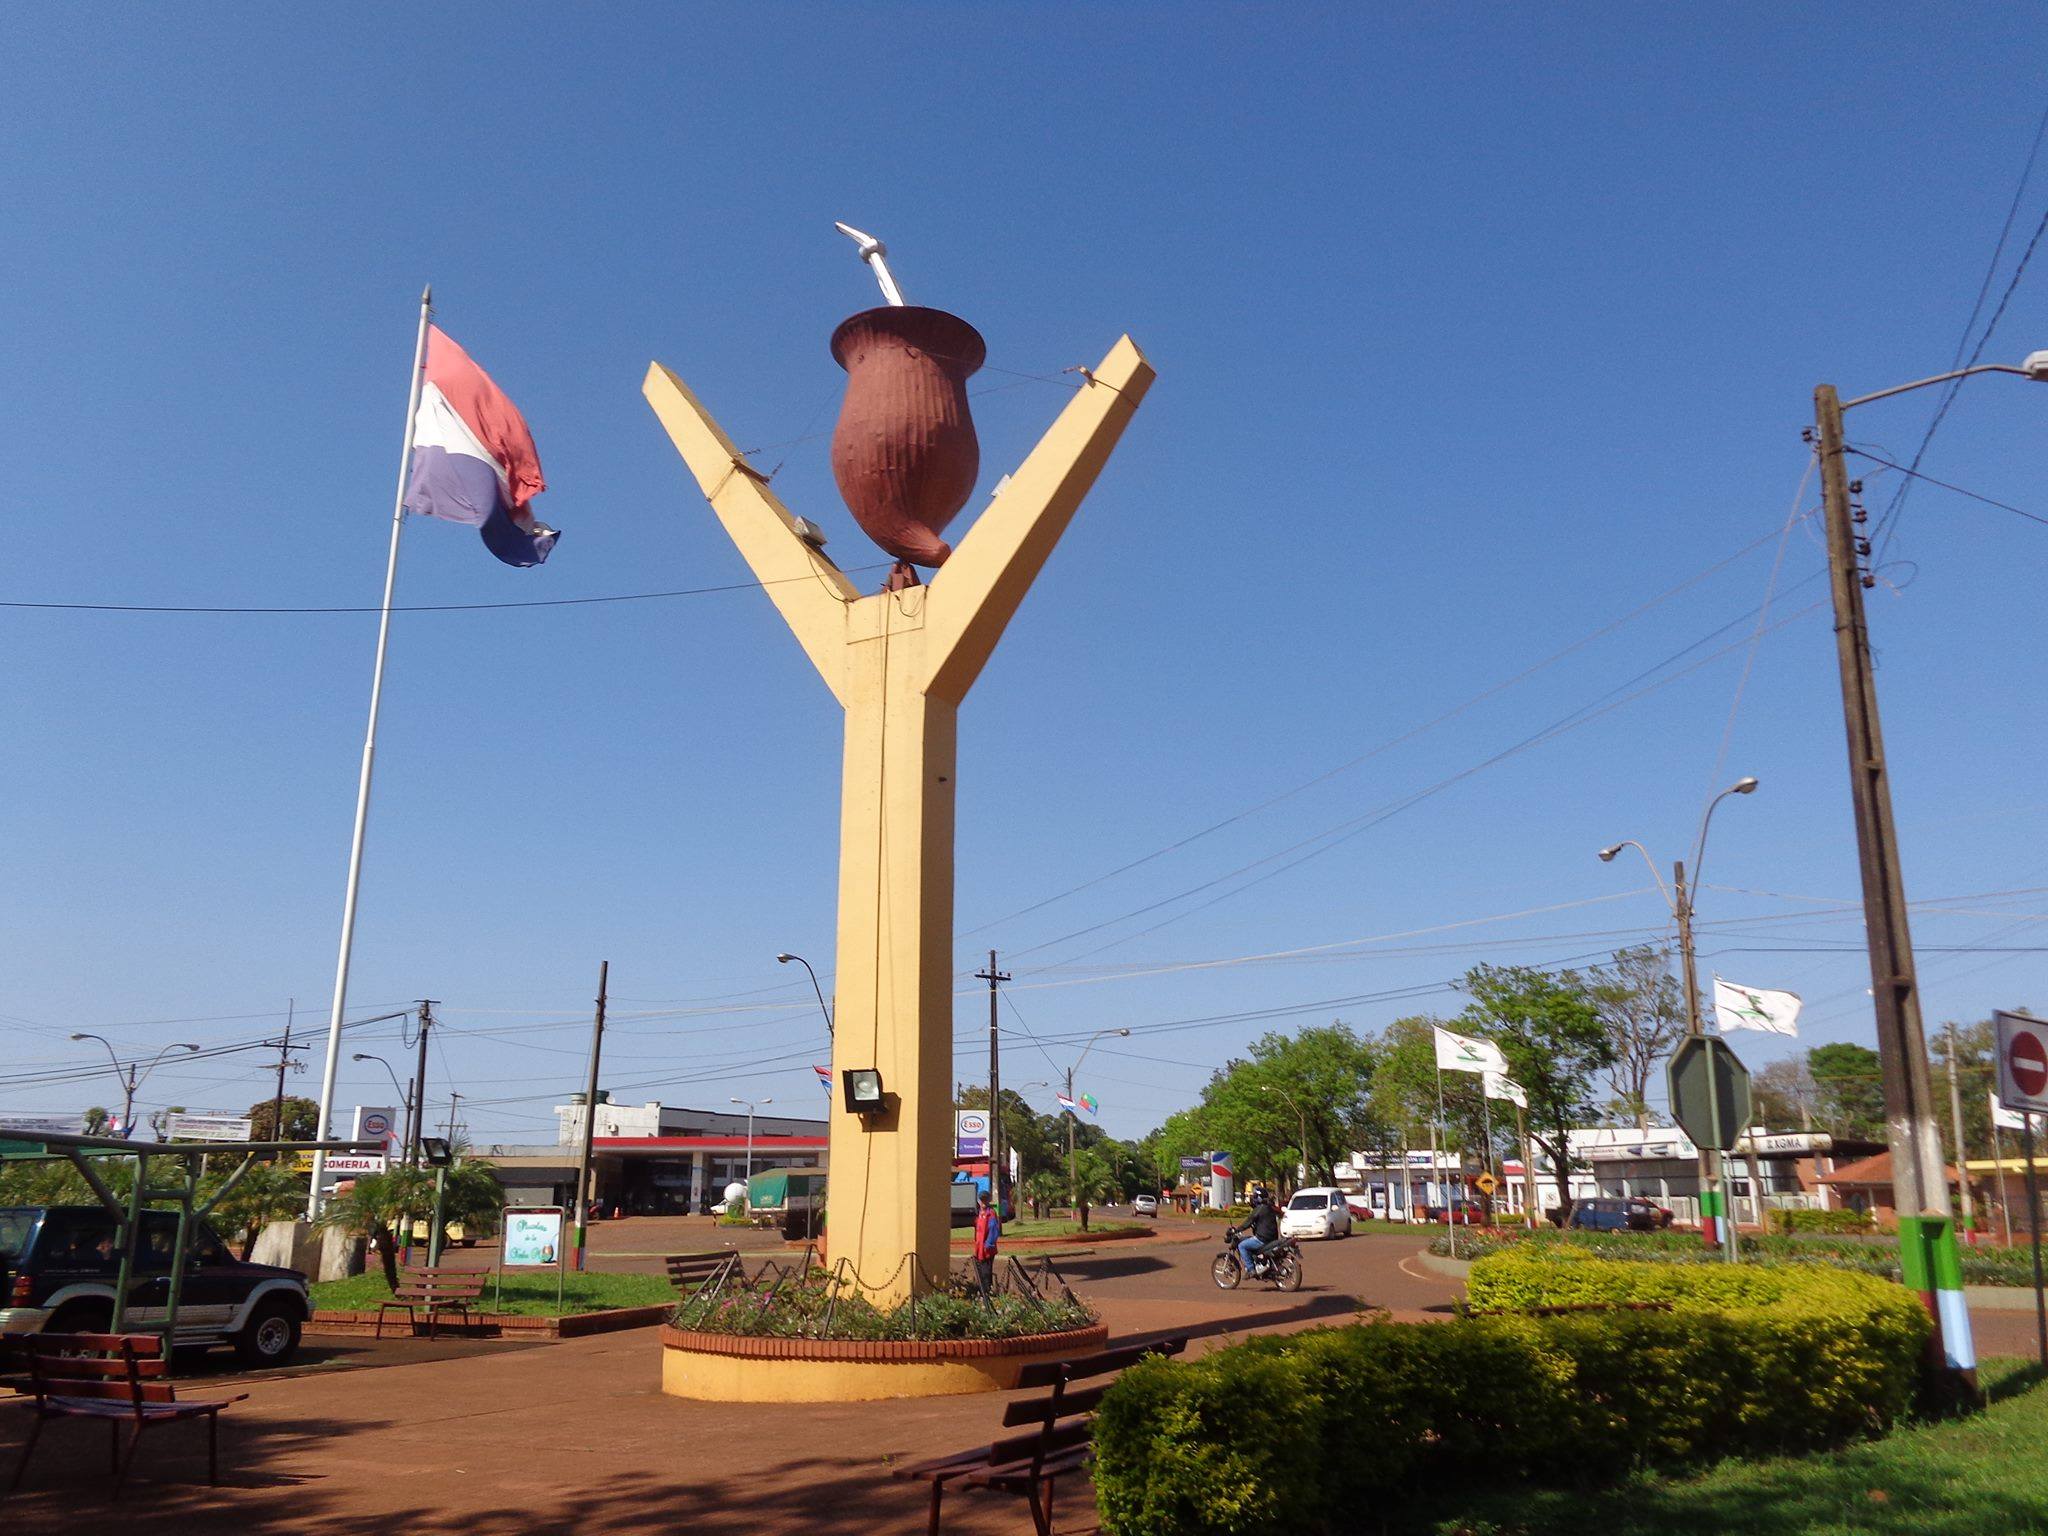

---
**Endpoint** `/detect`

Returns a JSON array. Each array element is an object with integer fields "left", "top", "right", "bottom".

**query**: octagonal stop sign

[{"left": 1667, "top": 1036, "right": 1752, "bottom": 1152}]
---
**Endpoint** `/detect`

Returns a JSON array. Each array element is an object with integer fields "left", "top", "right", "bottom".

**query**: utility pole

[
  {"left": 1944, "top": 1021, "right": 1977, "bottom": 1244},
  {"left": 976, "top": 951, "right": 1010, "bottom": 1215},
  {"left": 1815, "top": 383, "right": 1975, "bottom": 1397},
  {"left": 1673, "top": 859, "right": 1735, "bottom": 1262},
  {"left": 443, "top": 1091, "right": 462, "bottom": 1142},
  {"left": 1065, "top": 1065, "right": 1077, "bottom": 1217},
  {"left": 271, "top": 1008, "right": 293, "bottom": 1153},
  {"left": 407, "top": 999, "right": 438, "bottom": 1167},
  {"left": 572, "top": 961, "right": 608, "bottom": 1271}
]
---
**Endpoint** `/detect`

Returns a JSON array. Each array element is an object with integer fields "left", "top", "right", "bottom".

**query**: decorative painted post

[{"left": 644, "top": 316, "right": 1152, "bottom": 1303}]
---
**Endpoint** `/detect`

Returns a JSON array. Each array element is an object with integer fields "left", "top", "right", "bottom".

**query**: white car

[
  {"left": 1279, "top": 1187, "right": 1353, "bottom": 1240},
  {"left": 1131, "top": 1195, "right": 1159, "bottom": 1218}
]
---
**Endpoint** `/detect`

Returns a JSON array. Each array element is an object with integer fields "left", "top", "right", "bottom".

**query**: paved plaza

[{"left": 3, "top": 1221, "right": 2038, "bottom": 1534}]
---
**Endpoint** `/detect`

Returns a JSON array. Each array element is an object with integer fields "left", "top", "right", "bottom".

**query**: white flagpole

[{"left": 307, "top": 285, "right": 434, "bottom": 1217}]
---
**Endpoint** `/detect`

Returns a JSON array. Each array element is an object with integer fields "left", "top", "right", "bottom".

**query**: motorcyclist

[{"left": 1237, "top": 1189, "right": 1280, "bottom": 1275}]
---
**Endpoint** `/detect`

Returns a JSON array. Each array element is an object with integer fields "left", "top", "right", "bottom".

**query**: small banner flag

[
  {"left": 1055, "top": 1091, "right": 1078, "bottom": 1113},
  {"left": 1991, "top": 1091, "right": 2029, "bottom": 1133},
  {"left": 1482, "top": 1070, "right": 1528, "bottom": 1108},
  {"left": 813, "top": 1065, "right": 832, "bottom": 1095},
  {"left": 1078, "top": 1093, "right": 1100, "bottom": 1116},
  {"left": 405, "top": 326, "right": 559, "bottom": 566},
  {"left": 1711, "top": 977, "right": 1802, "bottom": 1037},
  {"left": 1433, "top": 1025, "right": 1508, "bottom": 1075}
]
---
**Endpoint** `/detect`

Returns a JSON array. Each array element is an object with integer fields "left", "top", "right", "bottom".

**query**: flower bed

[{"left": 672, "top": 1281, "right": 1096, "bottom": 1342}]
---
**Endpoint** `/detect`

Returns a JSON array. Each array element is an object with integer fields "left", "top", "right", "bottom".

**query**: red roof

[
  {"left": 1818, "top": 1150, "right": 1961, "bottom": 1188},
  {"left": 591, "top": 1136, "right": 827, "bottom": 1152}
]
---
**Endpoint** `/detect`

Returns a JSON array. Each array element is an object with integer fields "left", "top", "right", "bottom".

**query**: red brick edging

[
  {"left": 659, "top": 1321, "right": 1108, "bottom": 1363},
  {"left": 309, "top": 1303, "right": 672, "bottom": 1340}
]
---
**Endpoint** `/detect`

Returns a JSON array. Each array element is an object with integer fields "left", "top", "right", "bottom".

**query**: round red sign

[{"left": 2012, "top": 1030, "right": 2048, "bottom": 1099}]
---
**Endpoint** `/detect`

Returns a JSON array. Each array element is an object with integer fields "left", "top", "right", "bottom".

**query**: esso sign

[
  {"left": 362, "top": 1112, "right": 393, "bottom": 1139},
  {"left": 1994, "top": 1011, "right": 2048, "bottom": 1114}
]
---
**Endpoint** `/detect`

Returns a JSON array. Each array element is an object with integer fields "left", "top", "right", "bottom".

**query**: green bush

[
  {"left": 1771, "top": 1205, "right": 1875, "bottom": 1235},
  {"left": 670, "top": 1275, "right": 1096, "bottom": 1341},
  {"left": 1093, "top": 1256, "right": 1931, "bottom": 1536},
  {"left": 1431, "top": 1224, "right": 2038, "bottom": 1286},
  {"left": 1194, "top": 1204, "right": 1252, "bottom": 1221}
]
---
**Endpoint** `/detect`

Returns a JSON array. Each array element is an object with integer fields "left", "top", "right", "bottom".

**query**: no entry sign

[{"left": 1995, "top": 1010, "right": 2048, "bottom": 1115}]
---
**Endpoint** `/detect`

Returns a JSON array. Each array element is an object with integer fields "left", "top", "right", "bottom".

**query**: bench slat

[{"left": 1000, "top": 1380, "right": 1111, "bottom": 1427}]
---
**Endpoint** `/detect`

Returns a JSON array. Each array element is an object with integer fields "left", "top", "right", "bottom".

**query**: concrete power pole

[
  {"left": 1815, "top": 383, "right": 1975, "bottom": 1398},
  {"left": 976, "top": 951, "right": 1009, "bottom": 1215},
  {"left": 406, "top": 999, "right": 438, "bottom": 1167},
  {"left": 1944, "top": 1020, "right": 1976, "bottom": 1243},
  {"left": 572, "top": 961, "right": 609, "bottom": 1270}
]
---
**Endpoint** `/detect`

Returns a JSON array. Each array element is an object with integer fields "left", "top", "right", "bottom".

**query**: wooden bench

[
  {"left": 375, "top": 1266, "right": 488, "bottom": 1339},
  {"left": 664, "top": 1250, "right": 745, "bottom": 1294},
  {"left": 893, "top": 1336, "right": 1187, "bottom": 1535},
  {"left": 7, "top": 1333, "right": 246, "bottom": 1494}
]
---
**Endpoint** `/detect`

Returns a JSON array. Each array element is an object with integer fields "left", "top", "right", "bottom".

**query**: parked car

[
  {"left": 1422, "top": 1199, "right": 1485, "bottom": 1225},
  {"left": 1279, "top": 1187, "right": 1353, "bottom": 1240},
  {"left": 1568, "top": 1196, "right": 1675, "bottom": 1233},
  {"left": 0, "top": 1206, "right": 310, "bottom": 1365},
  {"left": 1131, "top": 1195, "right": 1159, "bottom": 1218}
]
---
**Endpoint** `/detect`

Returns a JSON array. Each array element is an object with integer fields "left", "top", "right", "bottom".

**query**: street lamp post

[
  {"left": 730, "top": 1097, "right": 771, "bottom": 1187},
  {"left": 1064, "top": 1028, "right": 1129, "bottom": 1215},
  {"left": 70, "top": 1034, "right": 199, "bottom": 1135},
  {"left": 1599, "top": 774, "right": 1758, "bottom": 1263},
  {"left": 1805, "top": 354, "right": 2048, "bottom": 1397},
  {"left": 1261, "top": 1084, "right": 1309, "bottom": 1193},
  {"left": 776, "top": 953, "right": 833, "bottom": 1038},
  {"left": 351, "top": 1052, "right": 414, "bottom": 1163}
]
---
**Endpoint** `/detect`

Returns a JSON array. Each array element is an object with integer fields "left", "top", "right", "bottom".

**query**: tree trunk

[
  {"left": 1078, "top": 1201, "right": 1090, "bottom": 1232},
  {"left": 239, "top": 1227, "right": 259, "bottom": 1262},
  {"left": 1541, "top": 1129, "right": 1576, "bottom": 1223},
  {"left": 372, "top": 1222, "right": 400, "bottom": 1289}
]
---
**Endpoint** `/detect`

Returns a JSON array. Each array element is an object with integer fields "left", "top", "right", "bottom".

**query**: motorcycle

[{"left": 1211, "top": 1226, "right": 1303, "bottom": 1292}]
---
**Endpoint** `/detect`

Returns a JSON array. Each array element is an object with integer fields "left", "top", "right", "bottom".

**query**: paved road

[{"left": 1, "top": 1223, "right": 2035, "bottom": 1534}]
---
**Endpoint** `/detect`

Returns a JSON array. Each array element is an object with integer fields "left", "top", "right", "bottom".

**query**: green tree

[
  {"left": 247, "top": 1095, "right": 321, "bottom": 1142},
  {"left": 1932, "top": 1018, "right": 1998, "bottom": 1165},
  {"left": 204, "top": 1161, "right": 308, "bottom": 1260},
  {"left": 1752, "top": 1055, "right": 1818, "bottom": 1130},
  {"left": 1458, "top": 963, "right": 1613, "bottom": 1220},
  {"left": 1071, "top": 1145, "right": 1116, "bottom": 1230},
  {"left": 1808, "top": 1042, "right": 1885, "bottom": 1142},
  {"left": 1588, "top": 945, "right": 1686, "bottom": 1130},
  {"left": 81, "top": 1107, "right": 110, "bottom": 1135},
  {"left": 317, "top": 1166, "right": 437, "bottom": 1289},
  {"left": 1022, "top": 1169, "right": 1063, "bottom": 1220}
]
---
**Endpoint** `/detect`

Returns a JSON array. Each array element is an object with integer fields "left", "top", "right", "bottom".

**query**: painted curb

[{"left": 308, "top": 1303, "right": 672, "bottom": 1339}]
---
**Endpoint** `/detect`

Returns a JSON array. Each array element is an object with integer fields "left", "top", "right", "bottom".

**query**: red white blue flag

[
  {"left": 404, "top": 326, "right": 559, "bottom": 566},
  {"left": 814, "top": 1065, "right": 833, "bottom": 1094}
]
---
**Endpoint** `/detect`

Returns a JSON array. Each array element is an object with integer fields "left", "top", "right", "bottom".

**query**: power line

[
  {"left": 0, "top": 567, "right": 888, "bottom": 617},
  {"left": 1845, "top": 448, "right": 2048, "bottom": 529}
]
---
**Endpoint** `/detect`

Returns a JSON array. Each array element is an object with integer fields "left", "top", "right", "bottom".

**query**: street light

[
  {"left": 776, "top": 952, "right": 833, "bottom": 1038},
  {"left": 1063, "top": 1028, "right": 1129, "bottom": 1213},
  {"left": 1261, "top": 1084, "right": 1310, "bottom": 1192},
  {"left": 729, "top": 1096, "right": 772, "bottom": 1185},
  {"left": 70, "top": 1034, "right": 198, "bottom": 1135},
  {"left": 1599, "top": 775, "right": 1759, "bottom": 1260},
  {"left": 352, "top": 1052, "right": 414, "bottom": 1164}
]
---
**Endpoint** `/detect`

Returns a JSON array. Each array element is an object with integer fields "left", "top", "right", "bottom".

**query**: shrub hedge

[
  {"left": 1431, "top": 1224, "right": 2035, "bottom": 1286},
  {"left": 1092, "top": 1253, "right": 1930, "bottom": 1536},
  {"left": 1771, "top": 1205, "right": 1876, "bottom": 1235}
]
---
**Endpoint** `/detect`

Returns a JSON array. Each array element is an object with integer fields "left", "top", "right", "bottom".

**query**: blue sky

[{"left": 6, "top": 9, "right": 2048, "bottom": 1145}]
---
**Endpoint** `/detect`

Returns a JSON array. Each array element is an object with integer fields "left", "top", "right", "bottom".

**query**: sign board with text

[
  {"left": 1995, "top": 1010, "right": 2048, "bottom": 1115},
  {"left": 164, "top": 1113, "right": 254, "bottom": 1143},
  {"left": 352, "top": 1106, "right": 401, "bottom": 1156},
  {"left": 321, "top": 1153, "right": 387, "bottom": 1176},
  {"left": 503, "top": 1206, "right": 564, "bottom": 1268},
  {"left": 954, "top": 1110, "right": 989, "bottom": 1160}
]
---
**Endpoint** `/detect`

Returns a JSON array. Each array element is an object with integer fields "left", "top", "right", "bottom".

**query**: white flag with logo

[
  {"left": 1711, "top": 977, "right": 1801, "bottom": 1037},
  {"left": 1991, "top": 1091, "right": 2029, "bottom": 1133},
  {"left": 1482, "top": 1070, "right": 1527, "bottom": 1108},
  {"left": 1434, "top": 1026, "right": 1508, "bottom": 1075}
]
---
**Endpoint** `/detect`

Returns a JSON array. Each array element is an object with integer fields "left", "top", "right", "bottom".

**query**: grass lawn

[
  {"left": 1402, "top": 1358, "right": 2048, "bottom": 1535},
  {"left": 310, "top": 1269, "right": 673, "bottom": 1316}
]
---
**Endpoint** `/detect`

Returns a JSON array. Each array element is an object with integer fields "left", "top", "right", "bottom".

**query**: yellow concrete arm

[
  {"left": 922, "top": 336, "right": 1155, "bottom": 703},
  {"left": 643, "top": 362, "right": 859, "bottom": 704}
]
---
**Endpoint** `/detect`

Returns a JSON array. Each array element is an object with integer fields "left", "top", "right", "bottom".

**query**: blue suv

[{"left": 1567, "top": 1196, "right": 1674, "bottom": 1233}]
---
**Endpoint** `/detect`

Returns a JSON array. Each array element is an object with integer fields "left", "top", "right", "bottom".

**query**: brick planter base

[{"left": 659, "top": 1321, "right": 1108, "bottom": 1402}]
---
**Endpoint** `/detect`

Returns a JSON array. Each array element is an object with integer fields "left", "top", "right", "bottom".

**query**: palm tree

[
  {"left": 317, "top": 1168, "right": 437, "bottom": 1289},
  {"left": 205, "top": 1162, "right": 308, "bottom": 1260}
]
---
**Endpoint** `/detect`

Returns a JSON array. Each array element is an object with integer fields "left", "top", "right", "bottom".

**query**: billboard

[
  {"left": 352, "top": 1105, "right": 401, "bottom": 1157},
  {"left": 164, "top": 1112, "right": 254, "bottom": 1143},
  {"left": 954, "top": 1110, "right": 990, "bottom": 1160}
]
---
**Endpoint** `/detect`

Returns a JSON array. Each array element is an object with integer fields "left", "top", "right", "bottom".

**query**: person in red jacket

[{"left": 973, "top": 1189, "right": 1001, "bottom": 1297}]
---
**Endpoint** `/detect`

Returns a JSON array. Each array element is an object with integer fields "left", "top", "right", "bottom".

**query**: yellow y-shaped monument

[{"left": 644, "top": 336, "right": 1152, "bottom": 1302}]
